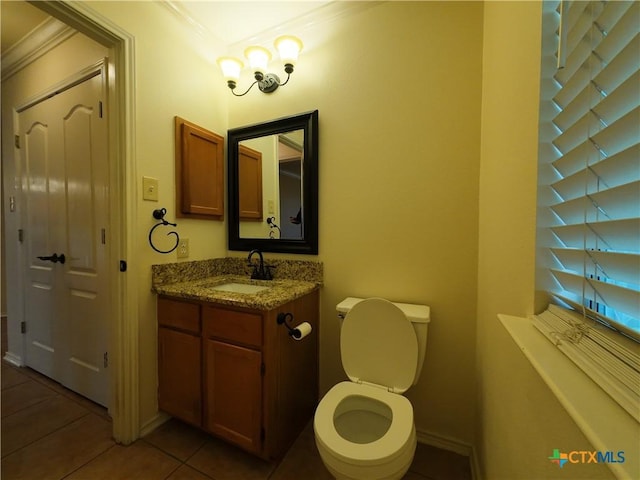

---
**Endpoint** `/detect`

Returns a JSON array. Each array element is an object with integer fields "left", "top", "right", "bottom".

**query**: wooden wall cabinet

[
  {"left": 175, "top": 117, "right": 224, "bottom": 220},
  {"left": 238, "top": 144, "right": 263, "bottom": 220},
  {"left": 157, "top": 290, "right": 319, "bottom": 460}
]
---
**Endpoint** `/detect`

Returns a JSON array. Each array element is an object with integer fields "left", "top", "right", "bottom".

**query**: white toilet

[{"left": 314, "top": 297, "right": 430, "bottom": 480}]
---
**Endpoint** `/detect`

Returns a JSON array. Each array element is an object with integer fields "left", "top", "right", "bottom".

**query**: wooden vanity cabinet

[
  {"left": 157, "top": 289, "right": 319, "bottom": 460},
  {"left": 157, "top": 297, "right": 202, "bottom": 427},
  {"left": 202, "top": 306, "right": 263, "bottom": 455}
]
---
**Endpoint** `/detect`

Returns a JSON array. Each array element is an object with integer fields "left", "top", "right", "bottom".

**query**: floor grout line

[
  {"left": 2, "top": 362, "right": 472, "bottom": 480},
  {"left": 59, "top": 442, "right": 119, "bottom": 480},
  {"left": 1, "top": 409, "right": 95, "bottom": 460}
]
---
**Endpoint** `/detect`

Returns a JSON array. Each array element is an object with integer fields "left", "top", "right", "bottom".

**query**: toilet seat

[
  {"left": 314, "top": 381, "right": 414, "bottom": 465},
  {"left": 341, "top": 298, "right": 418, "bottom": 393}
]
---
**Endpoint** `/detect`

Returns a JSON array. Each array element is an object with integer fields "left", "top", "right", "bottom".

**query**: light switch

[{"left": 142, "top": 176, "right": 159, "bottom": 201}]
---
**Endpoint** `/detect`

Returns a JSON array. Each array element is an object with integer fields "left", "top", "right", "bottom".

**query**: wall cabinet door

[
  {"left": 238, "top": 144, "right": 263, "bottom": 220},
  {"left": 158, "top": 327, "right": 202, "bottom": 426},
  {"left": 175, "top": 117, "right": 224, "bottom": 219},
  {"left": 204, "top": 339, "right": 262, "bottom": 454}
]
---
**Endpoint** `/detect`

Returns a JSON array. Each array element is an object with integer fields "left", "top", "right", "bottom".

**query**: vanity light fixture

[{"left": 217, "top": 35, "right": 303, "bottom": 96}]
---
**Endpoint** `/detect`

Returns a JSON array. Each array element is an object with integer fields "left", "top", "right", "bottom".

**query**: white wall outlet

[
  {"left": 142, "top": 176, "right": 159, "bottom": 201},
  {"left": 177, "top": 238, "right": 189, "bottom": 258}
]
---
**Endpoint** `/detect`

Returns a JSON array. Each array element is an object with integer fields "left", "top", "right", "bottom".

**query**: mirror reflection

[
  {"left": 227, "top": 110, "right": 318, "bottom": 254},
  {"left": 238, "top": 129, "right": 304, "bottom": 240}
]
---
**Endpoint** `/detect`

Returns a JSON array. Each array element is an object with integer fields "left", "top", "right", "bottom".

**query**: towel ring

[{"left": 149, "top": 208, "right": 179, "bottom": 254}]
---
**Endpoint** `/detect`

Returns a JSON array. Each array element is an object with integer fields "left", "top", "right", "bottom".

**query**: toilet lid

[{"left": 341, "top": 298, "right": 418, "bottom": 393}]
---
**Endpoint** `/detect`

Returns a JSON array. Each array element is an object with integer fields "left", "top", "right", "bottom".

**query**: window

[{"left": 536, "top": 0, "right": 639, "bottom": 419}]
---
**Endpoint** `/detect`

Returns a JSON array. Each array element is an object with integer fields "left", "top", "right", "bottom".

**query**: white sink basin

[{"left": 210, "top": 282, "right": 270, "bottom": 294}]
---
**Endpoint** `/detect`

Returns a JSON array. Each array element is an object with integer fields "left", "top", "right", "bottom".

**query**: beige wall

[
  {"left": 85, "top": 1, "right": 232, "bottom": 425},
  {"left": 4, "top": 0, "right": 481, "bottom": 450},
  {"left": 3, "top": 2, "right": 619, "bottom": 476},
  {"left": 91, "top": 0, "right": 483, "bottom": 446},
  {"left": 228, "top": 1, "right": 483, "bottom": 447},
  {"left": 476, "top": 2, "right": 616, "bottom": 479},
  {"left": 321, "top": 1, "right": 483, "bottom": 446}
]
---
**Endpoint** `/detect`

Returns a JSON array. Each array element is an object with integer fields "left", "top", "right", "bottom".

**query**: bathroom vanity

[{"left": 154, "top": 263, "right": 321, "bottom": 461}]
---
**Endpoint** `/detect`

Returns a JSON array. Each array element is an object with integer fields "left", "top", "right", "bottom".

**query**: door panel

[
  {"left": 65, "top": 105, "right": 98, "bottom": 270},
  {"left": 23, "top": 111, "right": 58, "bottom": 380},
  {"left": 60, "top": 78, "right": 109, "bottom": 405},
  {"left": 25, "top": 123, "right": 52, "bottom": 262},
  {"left": 19, "top": 68, "right": 109, "bottom": 407}
]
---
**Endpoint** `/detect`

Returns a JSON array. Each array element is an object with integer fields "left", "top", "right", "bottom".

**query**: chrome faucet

[{"left": 247, "top": 249, "right": 272, "bottom": 280}]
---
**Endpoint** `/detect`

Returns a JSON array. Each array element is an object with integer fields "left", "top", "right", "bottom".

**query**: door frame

[{"left": 30, "top": 1, "right": 139, "bottom": 444}]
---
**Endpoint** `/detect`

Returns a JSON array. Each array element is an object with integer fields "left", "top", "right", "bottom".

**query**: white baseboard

[
  {"left": 416, "top": 428, "right": 481, "bottom": 480},
  {"left": 3, "top": 351, "right": 23, "bottom": 367},
  {"left": 469, "top": 447, "right": 482, "bottom": 480},
  {"left": 139, "top": 411, "right": 171, "bottom": 437},
  {"left": 416, "top": 428, "right": 471, "bottom": 456}
]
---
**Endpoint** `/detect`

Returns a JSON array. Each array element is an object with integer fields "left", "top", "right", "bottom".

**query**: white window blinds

[{"left": 537, "top": 0, "right": 640, "bottom": 340}]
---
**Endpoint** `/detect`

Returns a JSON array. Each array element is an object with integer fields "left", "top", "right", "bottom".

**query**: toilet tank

[{"left": 336, "top": 297, "right": 431, "bottom": 385}]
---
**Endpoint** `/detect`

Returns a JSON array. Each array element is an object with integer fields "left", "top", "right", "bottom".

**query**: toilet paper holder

[{"left": 277, "top": 312, "right": 311, "bottom": 340}]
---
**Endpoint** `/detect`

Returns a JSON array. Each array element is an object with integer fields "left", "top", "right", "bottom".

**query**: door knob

[{"left": 37, "top": 253, "right": 66, "bottom": 264}]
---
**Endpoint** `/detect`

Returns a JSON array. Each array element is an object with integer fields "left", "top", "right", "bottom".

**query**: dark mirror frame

[{"left": 227, "top": 110, "right": 319, "bottom": 254}]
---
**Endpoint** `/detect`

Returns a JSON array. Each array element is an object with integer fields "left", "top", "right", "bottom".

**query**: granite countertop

[
  {"left": 151, "top": 258, "right": 323, "bottom": 311},
  {"left": 154, "top": 275, "right": 319, "bottom": 310}
]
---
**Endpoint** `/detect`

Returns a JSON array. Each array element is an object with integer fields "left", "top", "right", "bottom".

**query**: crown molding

[
  {"left": 160, "top": 1, "right": 383, "bottom": 55},
  {"left": 159, "top": 1, "right": 223, "bottom": 44},
  {"left": 1, "top": 17, "right": 77, "bottom": 81},
  {"left": 226, "top": 1, "right": 383, "bottom": 51},
  {"left": 1, "top": 16, "right": 75, "bottom": 82}
]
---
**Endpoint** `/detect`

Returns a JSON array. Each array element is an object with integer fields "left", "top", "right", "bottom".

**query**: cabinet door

[
  {"left": 175, "top": 117, "right": 224, "bottom": 219},
  {"left": 238, "top": 144, "right": 263, "bottom": 220},
  {"left": 204, "top": 339, "right": 262, "bottom": 454},
  {"left": 158, "top": 327, "right": 202, "bottom": 426}
]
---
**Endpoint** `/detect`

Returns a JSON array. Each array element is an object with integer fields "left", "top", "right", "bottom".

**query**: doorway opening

[{"left": 2, "top": 2, "right": 138, "bottom": 444}]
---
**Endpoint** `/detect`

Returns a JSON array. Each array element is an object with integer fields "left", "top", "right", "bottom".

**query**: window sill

[{"left": 499, "top": 314, "right": 639, "bottom": 479}]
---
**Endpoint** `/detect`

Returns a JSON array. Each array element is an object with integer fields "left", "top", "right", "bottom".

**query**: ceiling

[
  {"left": 1, "top": 0, "right": 335, "bottom": 54},
  {"left": 168, "top": 1, "right": 331, "bottom": 47},
  {"left": 0, "top": 0, "right": 49, "bottom": 54}
]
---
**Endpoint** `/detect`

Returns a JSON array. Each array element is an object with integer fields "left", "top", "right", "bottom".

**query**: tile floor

[{"left": 1, "top": 355, "right": 471, "bottom": 480}]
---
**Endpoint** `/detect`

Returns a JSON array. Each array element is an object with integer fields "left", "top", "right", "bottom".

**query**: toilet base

[
  {"left": 320, "top": 457, "right": 412, "bottom": 480},
  {"left": 316, "top": 427, "right": 416, "bottom": 480}
]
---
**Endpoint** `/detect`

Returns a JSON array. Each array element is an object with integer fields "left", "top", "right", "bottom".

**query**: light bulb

[
  {"left": 217, "top": 57, "right": 243, "bottom": 83},
  {"left": 244, "top": 46, "right": 272, "bottom": 76},
  {"left": 274, "top": 35, "right": 303, "bottom": 70}
]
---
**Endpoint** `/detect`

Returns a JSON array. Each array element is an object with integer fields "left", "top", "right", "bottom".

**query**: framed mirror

[{"left": 228, "top": 110, "right": 318, "bottom": 254}]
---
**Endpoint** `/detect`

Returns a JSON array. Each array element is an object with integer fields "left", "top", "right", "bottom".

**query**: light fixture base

[{"left": 258, "top": 73, "right": 280, "bottom": 93}]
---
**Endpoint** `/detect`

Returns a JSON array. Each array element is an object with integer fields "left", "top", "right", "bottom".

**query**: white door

[{"left": 19, "top": 65, "right": 110, "bottom": 407}]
